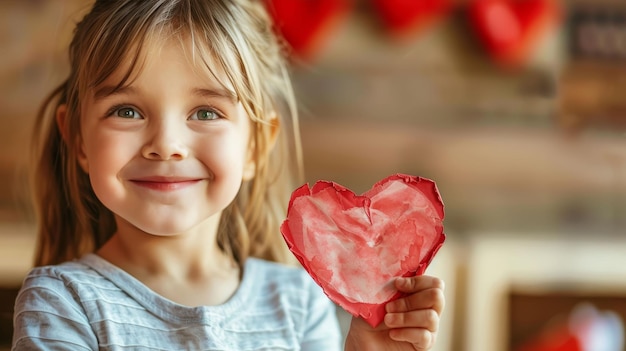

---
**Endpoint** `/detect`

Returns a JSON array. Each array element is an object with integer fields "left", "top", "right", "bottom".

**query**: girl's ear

[
  {"left": 55, "top": 104, "right": 69, "bottom": 143},
  {"left": 56, "top": 104, "right": 89, "bottom": 173},
  {"left": 265, "top": 112, "right": 281, "bottom": 155},
  {"left": 242, "top": 114, "right": 280, "bottom": 181}
]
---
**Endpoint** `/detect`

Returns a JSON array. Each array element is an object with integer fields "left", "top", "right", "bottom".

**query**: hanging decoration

[
  {"left": 371, "top": 0, "right": 452, "bottom": 40},
  {"left": 467, "top": 0, "right": 561, "bottom": 67},
  {"left": 264, "top": 0, "right": 562, "bottom": 67},
  {"left": 264, "top": 0, "right": 352, "bottom": 60}
]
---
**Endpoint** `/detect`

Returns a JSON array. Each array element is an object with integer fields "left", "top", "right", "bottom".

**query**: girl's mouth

[{"left": 129, "top": 178, "right": 202, "bottom": 191}]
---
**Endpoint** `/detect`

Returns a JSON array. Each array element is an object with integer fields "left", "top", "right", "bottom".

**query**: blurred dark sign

[
  {"left": 558, "top": 3, "right": 626, "bottom": 132},
  {"left": 568, "top": 4, "right": 626, "bottom": 60}
]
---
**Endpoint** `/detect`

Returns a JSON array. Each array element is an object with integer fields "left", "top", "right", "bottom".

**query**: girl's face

[{"left": 77, "top": 38, "right": 255, "bottom": 236}]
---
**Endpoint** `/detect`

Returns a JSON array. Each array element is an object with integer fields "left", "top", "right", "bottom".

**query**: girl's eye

[
  {"left": 191, "top": 109, "right": 220, "bottom": 121},
  {"left": 115, "top": 107, "right": 141, "bottom": 119}
]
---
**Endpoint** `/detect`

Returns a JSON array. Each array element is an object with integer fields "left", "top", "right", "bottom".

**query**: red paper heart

[
  {"left": 280, "top": 174, "right": 445, "bottom": 327},
  {"left": 372, "top": 0, "right": 452, "bottom": 39},
  {"left": 265, "top": 0, "right": 351, "bottom": 60},
  {"left": 468, "top": 0, "right": 561, "bottom": 67}
]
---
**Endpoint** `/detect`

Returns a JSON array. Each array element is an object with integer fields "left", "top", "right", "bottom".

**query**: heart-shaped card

[{"left": 280, "top": 174, "right": 445, "bottom": 327}]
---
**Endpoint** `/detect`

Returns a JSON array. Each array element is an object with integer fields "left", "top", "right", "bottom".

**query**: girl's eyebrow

[
  {"left": 93, "top": 84, "right": 135, "bottom": 101},
  {"left": 193, "top": 87, "right": 237, "bottom": 103},
  {"left": 92, "top": 85, "right": 237, "bottom": 103}
]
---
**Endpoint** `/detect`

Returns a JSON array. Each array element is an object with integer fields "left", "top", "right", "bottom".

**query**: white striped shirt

[{"left": 12, "top": 254, "right": 341, "bottom": 350}]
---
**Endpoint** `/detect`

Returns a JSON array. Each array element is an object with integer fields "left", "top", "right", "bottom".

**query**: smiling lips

[{"left": 129, "top": 177, "right": 202, "bottom": 191}]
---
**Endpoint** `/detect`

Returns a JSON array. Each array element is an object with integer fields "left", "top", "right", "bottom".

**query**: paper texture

[{"left": 280, "top": 174, "right": 446, "bottom": 327}]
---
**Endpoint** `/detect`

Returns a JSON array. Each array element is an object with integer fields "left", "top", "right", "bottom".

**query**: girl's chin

[
  {"left": 132, "top": 219, "right": 219, "bottom": 237},
  {"left": 133, "top": 225, "right": 198, "bottom": 237},
  {"left": 113, "top": 210, "right": 222, "bottom": 237}
]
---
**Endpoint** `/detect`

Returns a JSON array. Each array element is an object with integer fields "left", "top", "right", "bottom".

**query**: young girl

[{"left": 12, "top": 0, "right": 445, "bottom": 350}]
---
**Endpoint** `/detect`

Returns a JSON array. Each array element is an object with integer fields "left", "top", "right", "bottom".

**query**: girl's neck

[{"left": 97, "top": 216, "right": 241, "bottom": 306}]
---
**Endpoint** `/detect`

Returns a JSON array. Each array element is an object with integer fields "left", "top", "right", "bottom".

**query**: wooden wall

[
  {"left": 0, "top": 1, "right": 89, "bottom": 221},
  {"left": 2, "top": 1, "right": 626, "bottom": 350},
  {"left": 2, "top": 0, "right": 626, "bottom": 233}
]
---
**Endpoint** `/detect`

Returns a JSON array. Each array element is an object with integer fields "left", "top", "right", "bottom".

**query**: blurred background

[{"left": 2, "top": 0, "right": 626, "bottom": 350}]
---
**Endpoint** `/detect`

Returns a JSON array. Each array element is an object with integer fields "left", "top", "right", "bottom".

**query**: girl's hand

[{"left": 344, "top": 275, "right": 445, "bottom": 351}]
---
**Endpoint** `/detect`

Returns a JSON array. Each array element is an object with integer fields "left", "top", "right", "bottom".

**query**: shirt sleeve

[
  {"left": 301, "top": 280, "right": 343, "bottom": 351},
  {"left": 12, "top": 269, "right": 98, "bottom": 351}
]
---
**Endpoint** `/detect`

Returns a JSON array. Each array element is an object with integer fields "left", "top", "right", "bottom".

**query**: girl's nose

[{"left": 141, "top": 122, "right": 189, "bottom": 161}]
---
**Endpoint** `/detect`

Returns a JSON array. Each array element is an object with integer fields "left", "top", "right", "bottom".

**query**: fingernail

[
  {"left": 384, "top": 313, "right": 397, "bottom": 326},
  {"left": 397, "top": 277, "right": 409, "bottom": 288},
  {"left": 385, "top": 300, "right": 397, "bottom": 313}
]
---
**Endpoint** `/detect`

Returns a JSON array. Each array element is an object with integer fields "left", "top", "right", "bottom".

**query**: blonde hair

[{"left": 31, "top": 0, "right": 302, "bottom": 267}]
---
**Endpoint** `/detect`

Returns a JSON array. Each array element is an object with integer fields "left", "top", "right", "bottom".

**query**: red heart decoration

[
  {"left": 265, "top": 0, "right": 351, "bottom": 60},
  {"left": 372, "top": 0, "right": 452, "bottom": 39},
  {"left": 280, "top": 174, "right": 445, "bottom": 327},
  {"left": 468, "top": 0, "right": 561, "bottom": 67},
  {"left": 517, "top": 325, "right": 582, "bottom": 351}
]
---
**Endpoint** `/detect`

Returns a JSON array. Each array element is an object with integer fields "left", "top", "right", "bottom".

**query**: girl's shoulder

[
  {"left": 14, "top": 255, "right": 118, "bottom": 330},
  {"left": 15, "top": 254, "right": 127, "bottom": 318},
  {"left": 20, "top": 254, "right": 109, "bottom": 290}
]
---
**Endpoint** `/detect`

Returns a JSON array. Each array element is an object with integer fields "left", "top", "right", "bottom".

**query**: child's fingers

[
  {"left": 384, "top": 308, "right": 440, "bottom": 332},
  {"left": 388, "top": 327, "right": 436, "bottom": 351},
  {"left": 384, "top": 307, "right": 440, "bottom": 350},
  {"left": 395, "top": 275, "right": 445, "bottom": 294},
  {"left": 379, "top": 276, "right": 444, "bottom": 350},
  {"left": 386, "top": 285, "right": 445, "bottom": 315}
]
